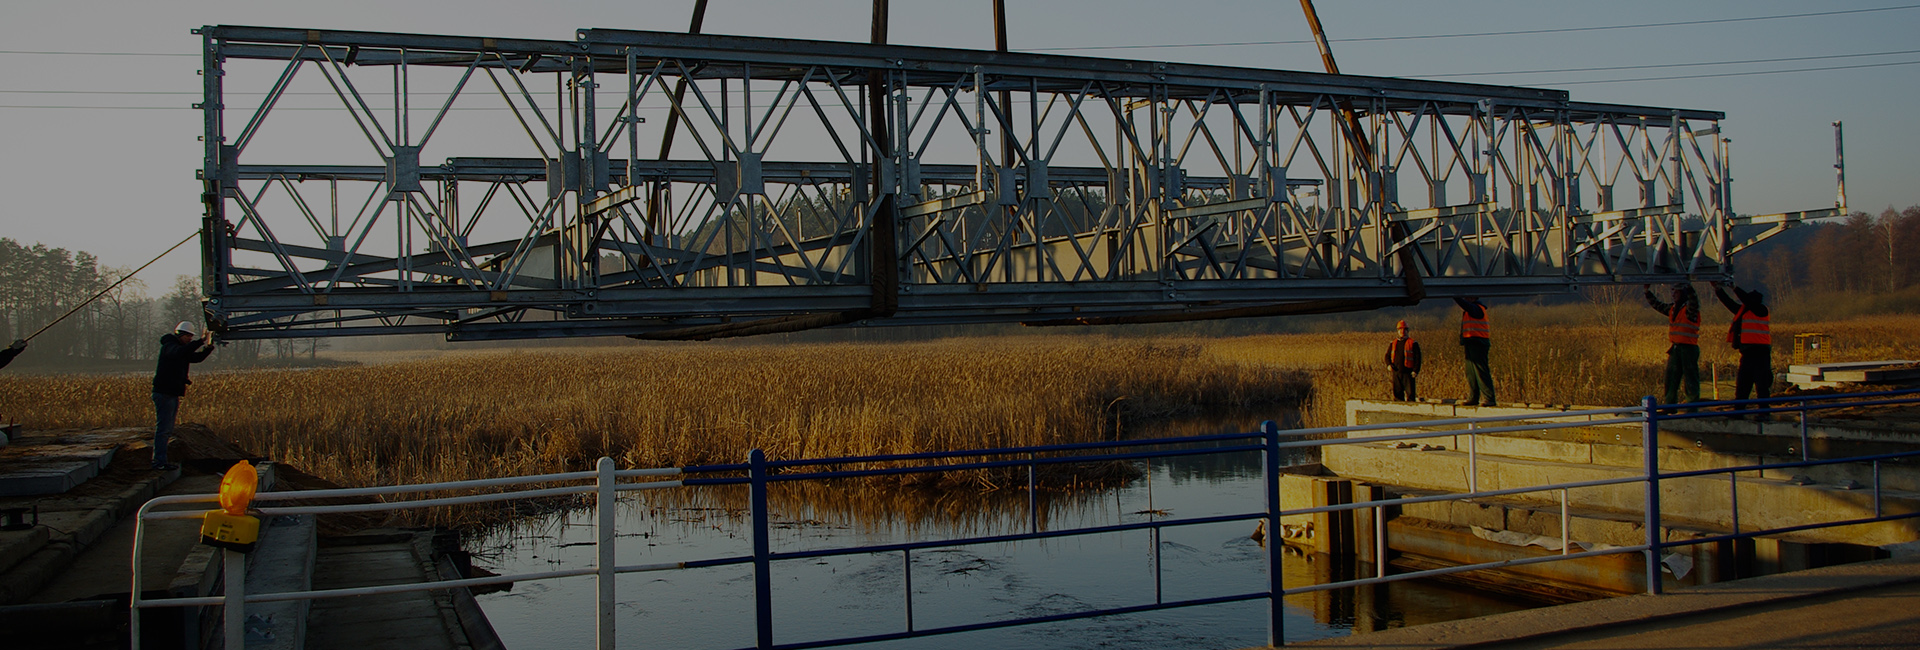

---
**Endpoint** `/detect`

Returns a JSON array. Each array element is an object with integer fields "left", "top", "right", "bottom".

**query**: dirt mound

[{"left": 165, "top": 423, "right": 381, "bottom": 534}]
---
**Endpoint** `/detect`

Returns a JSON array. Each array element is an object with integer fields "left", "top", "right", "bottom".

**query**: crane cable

[{"left": 21, "top": 229, "right": 201, "bottom": 343}]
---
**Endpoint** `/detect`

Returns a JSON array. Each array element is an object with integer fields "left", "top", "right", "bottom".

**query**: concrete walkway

[
  {"left": 1288, "top": 554, "right": 1920, "bottom": 649},
  {"left": 306, "top": 532, "right": 480, "bottom": 650}
]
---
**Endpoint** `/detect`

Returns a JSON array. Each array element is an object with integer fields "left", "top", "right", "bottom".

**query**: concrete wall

[{"left": 1327, "top": 400, "right": 1920, "bottom": 547}]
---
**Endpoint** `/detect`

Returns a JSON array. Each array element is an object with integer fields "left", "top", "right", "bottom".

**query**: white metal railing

[{"left": 131, "top": 459, "right": 678, "bottom": 650}]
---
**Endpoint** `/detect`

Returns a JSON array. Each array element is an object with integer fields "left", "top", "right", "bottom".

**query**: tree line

[
  {"left": 0, "top": 238, "right": 323, "bottom": 368},
  {"left": 1739, "top": 206, "right": 1920, "bottom": 301}
]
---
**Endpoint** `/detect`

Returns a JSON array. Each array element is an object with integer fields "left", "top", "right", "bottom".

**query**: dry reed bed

[
  {"left": 1203, "top": 313, "right": 1920, "bottom": 427},
  {"left": 0, "top": 339, "right": 1307, "bottom": 493}
]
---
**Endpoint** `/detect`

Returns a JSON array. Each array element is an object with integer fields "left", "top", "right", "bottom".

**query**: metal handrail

[{"left": 129, "top": 388, "right": 1920, "bottom": 649}]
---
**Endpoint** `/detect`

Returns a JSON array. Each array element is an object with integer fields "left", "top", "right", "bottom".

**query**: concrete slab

[
  {"left": 1787, "top": 360, "right": 1913, "bottom": 378},
  {"left": 1324, "top": 443, "right": 1920, "bottom": 546},
  {"left": 241, "top": 514, "right": 316, "bottom": 650},
  {"left": 0, "top": 448, "right": 178, "bottom": 605},
  {"left": 1284, "top": 553, "right": 1920, "bottom": 649},
  {"left": 305, "top": 534, "right": 469, "bottom": 650},
  {"left": 25, "top": 473, "right": 219, "bottom": 604},
  {"left": 0, "top": 429, "right": 145, "bottom": 497}
]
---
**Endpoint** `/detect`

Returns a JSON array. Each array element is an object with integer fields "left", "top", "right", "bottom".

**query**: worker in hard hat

[
  {"left": 0, "top": 339, "right": 24, "bottom": 370},
  {"left": 1713, "top": 282, "right": 1773, "bottom": 403},
  {"left": 1645, "top": 283, "right": 1702, "bottom": 405},
  {"left": 151, "top": 321, "right": 215, "bottom": 471},
  {"left": 1455, "top": 297, "right": 1495, "bottom": 407},
  {"left": 1384, "top": 320, "right": 1422, "bottom": 401}
]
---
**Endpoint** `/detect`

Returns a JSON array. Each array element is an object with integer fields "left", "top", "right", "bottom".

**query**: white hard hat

[{"left": 175, "top": 321, "right": 198, "bottom": 334}]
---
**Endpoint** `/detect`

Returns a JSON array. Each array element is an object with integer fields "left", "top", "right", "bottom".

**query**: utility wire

[
  {"left": 9, "top": 5, "right": 1918, "bottom": 60},
  {"left": 1410, "top": 48, "right": 1920, "bottom": 79},
  {"left": 0, "top": 49, "right": 195, "bottom": 57},
  {"left": 8, "top": 52, "right": 1917, "bottom": 110},
  {"left": 1553, "top": 59, "right": 1920, "bottom": 85},
  {"left": 9, "top": 46, "right": 1917, "bottom": 97},
  {"left": 1027, "top": 4, "right": 1920, "bottom": 52}
]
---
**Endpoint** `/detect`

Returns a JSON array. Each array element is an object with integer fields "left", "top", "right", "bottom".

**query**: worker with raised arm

[
  {"left": 1713, "top": 282, "right": 1773, "bottom": 403},
  {"left": 0, "top": 339, "right": 24, "bottom": 370},
  {"left": 152, "top": 322, "right": 215, "bottom": 471},
  {"left": 1385, "top": 320, "right": 1423, "bottom": 401},
  {"left": 1646, "top": 283, "right": 1702, "bottom": 405},
  {"left": 1455, "top": 297, "right": 1495, "bottom": 407}
]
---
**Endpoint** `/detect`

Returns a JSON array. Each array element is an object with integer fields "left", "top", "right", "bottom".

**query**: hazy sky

[{"left": 4, "top": 0, "right": 1914, "bottom": 286}]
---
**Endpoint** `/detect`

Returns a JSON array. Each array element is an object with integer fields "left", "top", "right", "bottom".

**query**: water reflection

[{"left": 473, "top": 408, "right": 1538, "bottom": 649}]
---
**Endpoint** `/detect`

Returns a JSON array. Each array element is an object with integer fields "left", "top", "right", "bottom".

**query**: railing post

[
  {"left": 902, "top": 549, "right": 914, "bottom": 633},
  {"left": 1874, "top": 460, "right": 1883, "bottom": 519},
  {"left": 596, "top": 456, "right": 616, "bottom": 650},
  {"left": 1027, "top": 452, "right": 1038, "bottom": 534},
  {"left": 751, "top": 449, "right": 773, "bottom": 649},
  {"left": 1373, "top": 505, "right": 1387, "bottom": 578},
  {"left": 1798, "top": 401, "right": 1810, "bottom": 461},
  {"left": 1641, "top": 396, "right": 1663, "bottom": 595},
  {"left": 1559, "top": 489, "right": 1569, "bottom": 556},
  {"left": 1263, "top": 419, "right": 1284, "bottom": 646},
  {"left": 131, "top": 513, "right": 147, "bottom": 650},
  {"left": 1729, "top": 471, "right": 1741, "bottom": 535},
  {"left": 223, "top": 549, "right": 245, "bottom": 649},
  {"left": 1467, "top": 421, "right": 1479, "bottom": 493}
]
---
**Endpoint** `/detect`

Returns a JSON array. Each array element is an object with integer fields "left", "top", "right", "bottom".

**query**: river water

[{"left": 472, "top": 410, "right": 1540, "bottom": 648}]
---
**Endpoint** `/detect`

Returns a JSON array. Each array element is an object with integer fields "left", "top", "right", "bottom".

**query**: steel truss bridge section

[{"left": 195, "top": 25, "right": 1838, "bottom": 341}]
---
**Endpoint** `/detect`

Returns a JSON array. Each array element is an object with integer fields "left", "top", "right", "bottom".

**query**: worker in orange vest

[
  {"left": 1645, "top": 283, "right": 1701, "bottom": 405},
  {"left": 1713, "top": 282, "right": 1772, "bottom": 402},
  {"left": 1455, "top": 297, "right": 1495, "bottom": 407},
  {"left": 1384, "top": 320, "right": 1423, "bottom": 401}
]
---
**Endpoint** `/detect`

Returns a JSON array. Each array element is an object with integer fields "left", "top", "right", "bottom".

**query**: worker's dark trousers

[
  {"left": 152, "top": 392, "right": 179, "bottom": 466},
  {"left": 1392, "top": 370, "right": 1418, "bottom": 401},
  {"left": 1462, "top": 337, "right": 1495, "bottom": 406},
  {"left": 1664, "top": 343, "right": 1701, "bottom": 404},
  {"left": 1736, "top": 344, "right": 1773, "bottom": 401}
]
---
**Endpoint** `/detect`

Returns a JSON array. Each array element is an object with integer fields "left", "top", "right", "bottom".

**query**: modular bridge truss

[{"left": 195, "top": 25, "right": 1841, "bottom": 340}]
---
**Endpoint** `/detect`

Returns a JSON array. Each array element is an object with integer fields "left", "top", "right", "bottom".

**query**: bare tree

[{"left": 1583, "top": 284, "right": 1639, "bottom": 358}]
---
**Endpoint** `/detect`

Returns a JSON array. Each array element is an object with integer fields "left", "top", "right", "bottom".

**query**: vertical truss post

[
  {"left": 200, "top": 28, "right": 230, "bottom": 303},
  {"left": 868, "top": 1, "right": 899, "bottom": 315}
]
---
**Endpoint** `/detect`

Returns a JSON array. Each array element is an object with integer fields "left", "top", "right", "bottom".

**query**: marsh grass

[
  {"left": 8, "top": 313, "right": 1917, "bottom": 529},
  {"left": 0, "top": 338, "right": 1306, "bottom": 526}
]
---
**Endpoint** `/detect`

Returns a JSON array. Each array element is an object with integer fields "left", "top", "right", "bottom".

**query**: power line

[
  {"left": 11, "top": 46, "right": 1918, "bottom": 97},
  {"left": 6, "top": 53, "right": 1918, "bottom": 110},
  {"left": 0, "top": 49, "right": 195, "bottom": 57},
  {"left": 1411, "top": 48, "right": 1920, "bottom": 79},
  {"left": 9, "top": 4, "right": 1918, "bottom": 61},
  {"left": 1026, "top": 4, "right": 1920, "bottom": 52},
  {"left": 1553, "top": 59, "right": 1920, "bottom": 85}
]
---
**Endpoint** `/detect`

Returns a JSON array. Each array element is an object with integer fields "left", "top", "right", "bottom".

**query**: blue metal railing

[
  {"left": 130, "top": 387, "right": 1920, "bottom": 649},
  {"left": 676, "top": 431, "right": 1282, "bottom": 649}
]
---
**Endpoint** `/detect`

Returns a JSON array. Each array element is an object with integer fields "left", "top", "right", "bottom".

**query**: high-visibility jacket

[
  {"left": 1385, "top": 338, "right": 1420, "bottom": 371},
  {"left": 1727, "top": 308, "right": 1771, "bottom": 346},
  {"left": 1461, "top": 306, "right": 1490, "bottom": 339},
  {"left": 1668, "top": 304, "right": 1701, "bottom": 345}
]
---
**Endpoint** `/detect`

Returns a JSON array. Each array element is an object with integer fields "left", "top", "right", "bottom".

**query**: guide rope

[{"left": 22, "top": 229, "right": 201, "bottom": 342}]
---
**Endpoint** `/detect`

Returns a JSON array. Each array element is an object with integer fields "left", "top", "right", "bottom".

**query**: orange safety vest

[
  {"left": 1728, "top": 308, "right": 1771, "bottom": 346},
  {"left": 1387, "top": 338, "right": 1418, "bottom": 370},
  {"left": 1461, "top": 306, "right": 1490, "bottom": 339},
  {"left": 1668, "top": 304, "right": 1700, "bottom": 345}
]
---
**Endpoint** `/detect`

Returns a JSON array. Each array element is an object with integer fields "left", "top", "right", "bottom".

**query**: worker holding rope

[
  {"left": 151, "top": 322, "right": 214, "bottom": 471},
  {"left": 0, "top": 339, "right": 24, "bottom": 370}
]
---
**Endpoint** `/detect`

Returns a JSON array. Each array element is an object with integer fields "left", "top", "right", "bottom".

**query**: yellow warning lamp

[{"left": 200, "top": 460, "right": 261, "bottom": 552}]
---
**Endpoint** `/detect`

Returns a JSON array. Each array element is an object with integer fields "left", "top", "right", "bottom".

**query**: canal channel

[{"left": 470, "top": 410, "right": 1545, "bottom": 648}]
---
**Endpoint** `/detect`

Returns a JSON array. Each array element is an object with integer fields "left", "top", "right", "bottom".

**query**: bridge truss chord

[{"left": 193, "top": 25, "right": 1840, "bottom": 341}]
